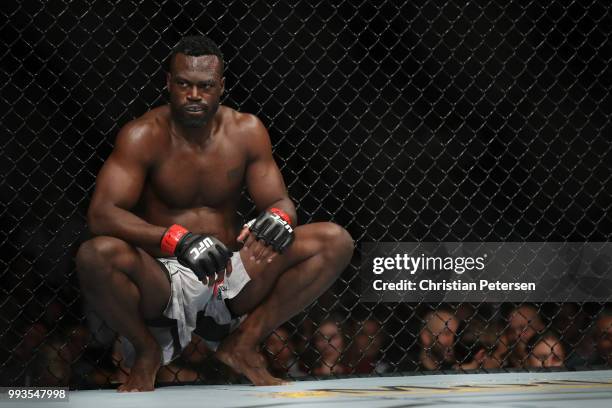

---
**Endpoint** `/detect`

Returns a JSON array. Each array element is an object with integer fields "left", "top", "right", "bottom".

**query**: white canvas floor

[{"left": 6, "top": 370, "right": 612, "bottom": 408}]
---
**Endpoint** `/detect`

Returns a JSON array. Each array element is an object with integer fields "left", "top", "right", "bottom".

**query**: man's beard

[{"left": 171, "top": 102, "right": 219, "bottom": 128}]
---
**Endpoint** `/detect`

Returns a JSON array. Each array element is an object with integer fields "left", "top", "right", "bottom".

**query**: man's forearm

[{"left": 87, "top": 205, "right": 167, "bottom": 256}]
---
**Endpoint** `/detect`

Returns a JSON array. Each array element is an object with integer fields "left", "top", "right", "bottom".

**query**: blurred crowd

[
  {"left": 419, "top": 304, "right": 611, "bottom": 371},
  {"left": 2, "top": 302, "right": 611, "bottom": 387}
]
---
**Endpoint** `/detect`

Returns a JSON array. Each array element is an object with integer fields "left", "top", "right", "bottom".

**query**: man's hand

[
  {"left": 237, "top": 208, "right": 294, "bottom": 264},
  {"left": 162, "top": 225, "right": 232, "bottom": 286}
]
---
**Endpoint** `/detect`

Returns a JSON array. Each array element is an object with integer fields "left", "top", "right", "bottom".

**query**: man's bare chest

[{"left": 149, "top": 147, "right": 246, "bottom": 208}]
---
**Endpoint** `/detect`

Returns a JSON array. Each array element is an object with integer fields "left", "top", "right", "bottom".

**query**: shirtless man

[{"left": 75, "top": 36, "right": 354, "bottom": 392}]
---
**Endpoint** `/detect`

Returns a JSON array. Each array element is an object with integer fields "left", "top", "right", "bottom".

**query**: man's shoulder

[
  {"left": 220, "top": 106, "right": 266, "bottom": 135},
  {"left": 117, "top": 107, "right": 170, "bottom": 145},
  {"left": 219, "top": 107, "right": 269, "bottom": 154},
  {"left": 113, "top": 107, "right": 170, "bottom": 159}
]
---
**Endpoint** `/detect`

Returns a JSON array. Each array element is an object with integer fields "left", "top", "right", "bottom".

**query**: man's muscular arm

[
  {"left": 244, "top": 115, "right": 296, "bottom": 224},
  {"left": 239, "top": 115, "right": 296, "bottom": 262},
  {"left": 87, "top": 122, "right": 167, "bottom": 256}
]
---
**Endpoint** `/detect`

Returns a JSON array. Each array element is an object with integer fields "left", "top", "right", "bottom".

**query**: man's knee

[
  {"left": 76, "top": 236, "right": 136, "bottom": 284},
  {"left": 318, "top": 223, "right": 354, "bottom": 269}
]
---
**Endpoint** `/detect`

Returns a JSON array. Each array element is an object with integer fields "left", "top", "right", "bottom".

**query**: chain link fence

[{"left": 1, "top": 0, "right": 611, "bottom": 387}]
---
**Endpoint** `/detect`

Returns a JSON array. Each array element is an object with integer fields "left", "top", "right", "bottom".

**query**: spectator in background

[
  {"left": 346, "top": 319, "right": 389, "bottom": 374},
  {"left": 452, "top": 303, "right": 476, "bottom": 322},
  {"left": 63, "top": 325, "right": 100, "bottom": 386},
  {"left": 524, "top": 331, "right": 565, "bottom": 368},
  {"left": 295, "top": 317, "right": 315, "bottom": 355},
  {"left": 506, "top": 305, "right": 545, "bottom": 367},
  {"left": 33, "top": 339, "right": 72, "bottom": 386},
  {"left": 551, "top": 303, "right": 586, "bottom": 347},
  {"left": 64, "top": 326, "right": 91, "bottom": 362},
  {"left": 42, "top": 300, "right": 66, "bottom": 328},
  {"left": 594, "top": 308, "right": 612, "bottom": 366},
  {"left": 4, "top": 323, "right": 49, "bottom": 385},
  {"left": 15, "top": 323, "right": 48, "bottom": 365},
  {"left": 312, "top": 320, "right": 347, "bottom": 376},
  {"left": 419, "top": 309, "right": 459, "bottom": 370},
  {"left": 565, "top": 307, "right": 611, "bottom": 368},
  {"left": 264, "top": 326, "right": 305, "bottom": 378},
  {"left": 454, "top": 318, "right": 508, "bottom": 370}
]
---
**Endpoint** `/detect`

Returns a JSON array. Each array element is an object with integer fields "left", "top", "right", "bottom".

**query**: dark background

[{"left": 1, "top": 0, "right": 611, "bottom": 386}]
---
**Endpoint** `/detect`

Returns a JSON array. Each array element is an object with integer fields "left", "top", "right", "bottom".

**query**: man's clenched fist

[
  {"left": 237, "top": 208, "right": 295, "bottom": 265},
  {"left": 249, "top": 208, "right": 294, "bottom": 253},
  {"left": 161, "top": 224, "right": 232, "bottom": 285}
]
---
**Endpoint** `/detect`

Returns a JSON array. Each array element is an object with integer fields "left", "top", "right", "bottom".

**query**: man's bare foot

[
  {"left": 216, "top": 333, "right": 289, "bottom": 386},
  {"left": 117, "top": 343, "right": 162, "bottom": 392}
]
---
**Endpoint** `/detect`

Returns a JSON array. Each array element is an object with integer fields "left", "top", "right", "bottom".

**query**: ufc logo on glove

[
  {"left": 189, "top": 237, "right": 214, "bottom": 259},
  {"left": 271, "top": 213, "right": 293, "bottom": 233}
]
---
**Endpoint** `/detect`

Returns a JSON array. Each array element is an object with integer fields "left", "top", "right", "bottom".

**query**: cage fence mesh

[{"left": 1, "top": 0, "right": 611, "bottom": 387}]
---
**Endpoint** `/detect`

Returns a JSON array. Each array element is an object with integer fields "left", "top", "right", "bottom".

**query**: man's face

[
  {"left": 526, "top": 337, "right": 565, "bottom": 368},
  {"left": 596, "top": 316, "right": 612, "bottom": 364},
  {"left": 167, "top": 53, "right": 224, "bottom": 128},
  {"left": 315, "top": 322, "right": 344, "bottom": 360},
  {"left": 508, "top": 306, "right": 543, "bottom": 343},
  {"left": 421, "top": 312, "right": 459, "bottom": 363}
]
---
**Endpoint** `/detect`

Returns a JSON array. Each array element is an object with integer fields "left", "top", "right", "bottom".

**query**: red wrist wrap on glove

[
  {"left": 269, "top": 207, "right": 292, "bottom": 225},
  {"left": 161, "top": 224, "right": 188, "bottom": 255}
]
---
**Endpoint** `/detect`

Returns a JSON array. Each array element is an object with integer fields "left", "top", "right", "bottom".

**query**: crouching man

[{"left": 76, "top": 36, "right": 353, "bottom": 392}]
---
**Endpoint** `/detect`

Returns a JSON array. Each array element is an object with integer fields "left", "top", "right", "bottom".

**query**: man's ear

[
  {"left": 166, "top": 72, "right": 171, "bottom": 91},
  {"left": 221, "top": 77, "right": 225, "bottom": 95}
]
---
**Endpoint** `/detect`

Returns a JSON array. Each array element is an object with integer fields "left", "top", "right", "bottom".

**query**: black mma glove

[
  {"left": 161, "top": 224, "right": 232, "bottom": 281},
  {"left": 248, "top": 208, "right": 295, "bottom": 253}
]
